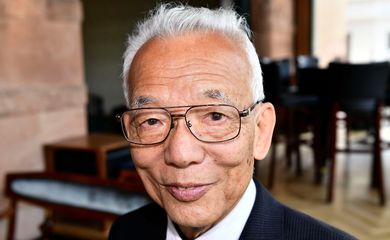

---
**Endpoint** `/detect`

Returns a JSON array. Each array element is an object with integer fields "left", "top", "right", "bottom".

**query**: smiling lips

[{"left": 166, "top": 183, "right": 211, "bottom": 202}]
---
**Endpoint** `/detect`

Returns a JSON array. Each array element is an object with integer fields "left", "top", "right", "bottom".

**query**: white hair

[{"left": 122, "top": 3, "right": 264, "bottom": 106}]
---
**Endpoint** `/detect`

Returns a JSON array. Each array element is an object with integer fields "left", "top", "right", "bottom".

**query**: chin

[{"left": 165, "top": 201, "right": 220, "bottom": 229}]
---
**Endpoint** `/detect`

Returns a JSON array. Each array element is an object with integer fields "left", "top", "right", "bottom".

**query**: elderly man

[{"left": 110, "top": 3, "right": 354, "bottom": 240}]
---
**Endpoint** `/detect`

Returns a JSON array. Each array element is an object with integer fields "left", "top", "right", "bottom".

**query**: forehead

[{"left": 127, "top": 31, "right": 252, "bottom": 107}]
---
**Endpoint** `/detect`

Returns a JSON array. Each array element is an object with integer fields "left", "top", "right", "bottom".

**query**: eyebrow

[
  {"left": 130, "top": 89, "right": 233, "bottom": 108},
  {"left": 131, "top": 96, "right": 157, "bottom": 108},
  {"left": 202, "top": 89, "right": 233, "bottom": 105}
]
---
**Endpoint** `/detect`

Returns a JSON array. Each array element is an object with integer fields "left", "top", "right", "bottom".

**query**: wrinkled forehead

[
  {"left": 129, "top": 31, "right": 249, "bottom": 70},
  {"left": 126, "top": 31, "right": 252, "bottom": 107},
  {"left": 130, "top": 89, "right": 235, "bottom": 108}
]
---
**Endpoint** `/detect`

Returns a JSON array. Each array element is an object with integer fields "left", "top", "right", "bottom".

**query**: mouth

[{"left": 164, "top": 183, "right": 212, "bottom": 202}]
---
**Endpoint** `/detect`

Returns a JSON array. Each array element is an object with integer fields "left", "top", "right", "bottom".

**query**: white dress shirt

[{"left": 166, "top": 179, "right": 256, "bottom": 240}]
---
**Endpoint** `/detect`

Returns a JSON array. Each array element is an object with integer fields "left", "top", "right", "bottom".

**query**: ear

[{"left": 253, "top": 102, "right": 276, "bottom": 161}]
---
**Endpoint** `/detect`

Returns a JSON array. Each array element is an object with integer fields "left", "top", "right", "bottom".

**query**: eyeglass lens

[{"left": 121, "top": 105, "right": 241, "bottom": 144}]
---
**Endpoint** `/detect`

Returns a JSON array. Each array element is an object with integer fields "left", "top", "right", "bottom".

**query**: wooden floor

[{"left": 255, "top": 139, "right": 390, "bottom": 240}]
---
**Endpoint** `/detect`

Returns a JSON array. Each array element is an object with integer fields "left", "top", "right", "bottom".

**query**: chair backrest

[
  {"left": 260, "top": 58, "right": 291, "bottom": 104},
  {"left": 296, "top": 68, "right": 329, "bottom": 96},
  {"left": 295, "top": 55, "right": 319, "bottom": 69},
  {"left": 386, "top": 65, "right": 390, "bottom": 105},
  {"left": 328, "top": 62, "right": 389, "bottom": 100},
  {"left": 295, "top": 55, "right": 322, "bottom": 95},
  {"left": 329, "top": 62, "right": 389, "bottom": 109}
]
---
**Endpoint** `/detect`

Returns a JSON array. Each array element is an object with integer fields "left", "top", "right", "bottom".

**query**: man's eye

[
  {"left": 209, "top": 112, "right": 224, "bottom": 121},
  {"left": 144, "top": 118, "right": 159, "bottom": 126}
]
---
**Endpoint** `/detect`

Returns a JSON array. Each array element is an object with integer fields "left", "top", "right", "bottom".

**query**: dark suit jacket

[{"left": 109, "top": 179, "right": 355, "bottom": 240}]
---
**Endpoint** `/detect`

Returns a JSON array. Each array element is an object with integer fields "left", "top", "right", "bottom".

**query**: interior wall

[
  {"left": 312, "top": 0, "right": 347, "bottom": 67},
  {"left": 82, "top": 0, "right": 155, "bottom": 116},
  {"left": 347, "top": 0, "right": 390, "bottom": 63},
  {"left": 82, "top": 0, "right": 220, "bottom": 117}
]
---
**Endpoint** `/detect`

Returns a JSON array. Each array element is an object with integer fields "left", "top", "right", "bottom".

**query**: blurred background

[{"left": 1, "top": 0, "right": 390, "bottom": 239}]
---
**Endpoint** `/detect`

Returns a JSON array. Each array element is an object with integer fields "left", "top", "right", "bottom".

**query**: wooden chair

[
  {"left": 263, "top": 57, "right": 328, "bottom": 188},
  {"left": 293, "top": 67, "right": 331, "bottom": 184},
  {"left": 261, "top": 56, "right": 322, "bottom": 189},
  {"left": 295, "top": 55, "right": 319, "bottom": 70},
  {"left": 4, "top": 172, "right": 149, "bottom": 240},
  {"left": 0, "top": 198, "right": 11, "bottom": 224},
  {"left": 326, "top": 61, "right": 390, "bottom": 205},
  {"left": 260, "top": 58, "right": 292, "bottom": 188}
]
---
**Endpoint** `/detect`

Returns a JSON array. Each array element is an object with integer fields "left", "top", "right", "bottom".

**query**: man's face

[{"left": 127, "top": 31, "right": 269, "bottom": 237}]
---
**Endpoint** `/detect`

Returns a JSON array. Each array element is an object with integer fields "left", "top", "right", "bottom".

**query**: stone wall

[{"left": 0, "top": 0, "right": 87, "bottom": 197}]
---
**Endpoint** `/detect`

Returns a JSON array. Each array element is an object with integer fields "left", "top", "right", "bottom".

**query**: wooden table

[{"left": 44, "top": 133, "right": 130, "bottom": 178}]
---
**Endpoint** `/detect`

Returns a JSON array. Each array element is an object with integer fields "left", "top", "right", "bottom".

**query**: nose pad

[
  {"left": 186, "top": 120, "right": 192, "bottom": 128},
  {"left": 169, "top": 119, "right": 192, "bottom": 132},
  {"left": 165, "top": 117, "right": 204, "bottom": 168}
]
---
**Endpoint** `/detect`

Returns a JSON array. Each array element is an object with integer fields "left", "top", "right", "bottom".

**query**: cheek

[
  {"left": 212, "top": 127, "right": 255, "bottom": 167},
  {"left": 211, "top": 135, "right": 255, "bottom": 186},
  {"left": 130, "top": 146, "right": 162, "bottom": 169},
  {"left": 136, "top": 168, "right": 161, "bottom": 201},
  {"left": 130, "top": 147, "right": 165, "bottom": 201},
  {"left": 216, "top": 150, "right": 254, "bottom": 203},
  {"left": 241, "top": 125, "right": 256, "bottom": 163},
  {"left": 214, "top": 129, "right": 255, "bottom": 195}
]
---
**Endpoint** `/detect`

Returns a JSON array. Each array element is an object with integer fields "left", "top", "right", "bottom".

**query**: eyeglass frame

[{"left": 116, "top": 100, "right": 261, "bottom": 145}]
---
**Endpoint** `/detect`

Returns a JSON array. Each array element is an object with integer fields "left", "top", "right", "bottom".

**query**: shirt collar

[{"left": 166, "top": 179, "right": 256, "bottom": 240}]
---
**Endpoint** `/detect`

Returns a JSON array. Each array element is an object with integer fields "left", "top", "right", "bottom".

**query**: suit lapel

[
  {"left": 143, "top": 203, "right": 168, "bottom": 239},
  {"left": 239, "top": 179, "right": 283, "bottom": 240}
]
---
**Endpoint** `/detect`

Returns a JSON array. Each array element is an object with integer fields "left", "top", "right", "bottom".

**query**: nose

[{"left": 164, "top": 118, "right": 205, "bottom": 168}]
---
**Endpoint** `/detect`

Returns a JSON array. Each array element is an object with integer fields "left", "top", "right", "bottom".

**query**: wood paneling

[{"left": 294, "top": 0, "right": 312, "bottom": 55}]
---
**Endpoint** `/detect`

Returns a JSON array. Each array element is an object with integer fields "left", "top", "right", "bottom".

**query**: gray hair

[{"left": 122, "top": 3, "right": 264, "bottom": 106}]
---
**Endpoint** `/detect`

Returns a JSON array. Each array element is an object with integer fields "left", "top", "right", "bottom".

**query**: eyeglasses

[{"left": 117, "top": 100, "right": 260, "bottom": 145}]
